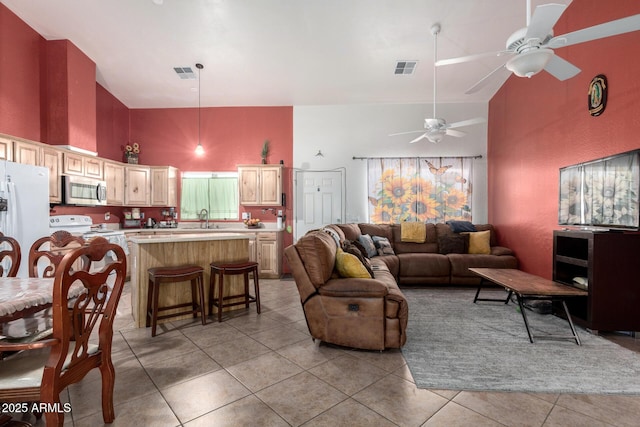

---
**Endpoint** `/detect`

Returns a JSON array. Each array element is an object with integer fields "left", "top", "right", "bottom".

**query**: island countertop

[{"left": 127, "top": 232, "right": 252, "bottom": 244}]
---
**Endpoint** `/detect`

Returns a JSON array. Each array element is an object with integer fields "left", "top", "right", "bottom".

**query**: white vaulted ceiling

[{"left": 1, "top": 0, "right": 572, "bottom": 109}]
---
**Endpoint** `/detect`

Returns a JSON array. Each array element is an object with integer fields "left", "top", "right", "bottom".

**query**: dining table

[{"left": 0, "top": 277, "right": 85, "bottom": 338}]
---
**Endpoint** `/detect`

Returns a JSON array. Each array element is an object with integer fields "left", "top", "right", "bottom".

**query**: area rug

[{"left": 401, "top": 288, "right": 640, "bottom": 394}]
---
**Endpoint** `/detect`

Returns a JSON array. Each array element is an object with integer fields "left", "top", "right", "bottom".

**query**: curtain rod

[{"left": 352, "top": 155, "right": 483, "bottom": 160}]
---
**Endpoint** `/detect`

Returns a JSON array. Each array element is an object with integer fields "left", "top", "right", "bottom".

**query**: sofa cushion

[
  {"left": 391, "top": 224, "right": 439, "bottom": 254},
  {"left": 323, "top": 224, "right": 345, "bottom": 243},
  {"left": 467, "top": 230, "right": 491, "bottom": 254},
  {"left": 335, "top": 223, "right": 362, "bottom": 241},
  {"left": 397, "top": 253, "right": 451, "bottom": 278},
  {"left": 295, "top": 231, "right": 337, "bottom": 287},
  {"left": 358, "top": 234, "right": 378, "bottom": 258},
  {"left": 335, "top": 248, "right": 372, "bottom": 279},
  {"left": 438, "top": 233, "right": 469, "bottom": 254},
  {"left": 358, "top": 223, "right": 393, "bottom": 243}
]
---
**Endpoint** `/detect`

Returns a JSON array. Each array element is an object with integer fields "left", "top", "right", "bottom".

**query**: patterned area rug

[{"left": 401, "top": 288, "right": 640, "bottom": 394}]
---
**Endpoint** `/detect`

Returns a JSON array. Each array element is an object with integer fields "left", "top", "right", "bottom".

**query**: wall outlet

[
  {"left": 277, "top": 210, "right": 283, "bottom": 217},
  {"left": 104, "top": 212, "right": 111, "bottom": 220},
  {"left": 242, "top": 212, "right": 249, "bottom": 220}
]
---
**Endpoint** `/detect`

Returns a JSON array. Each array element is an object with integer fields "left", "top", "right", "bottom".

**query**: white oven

[{"left": 62, "top": 175, "right": 107, "bottom": 206}]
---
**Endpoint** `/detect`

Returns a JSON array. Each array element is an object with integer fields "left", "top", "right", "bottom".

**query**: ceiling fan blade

[
  {"left": 543, "top": 54, "right": 581, "bottom": 81},
  {"left": 436, "top": 50, "right": 511, "bottom": 67},
  {"left": 549, "top": 13, "right": 640, "bottom": 49},
  {"left": 389, "top": 130, "right": 424, "bottom": 137},
  {"left": 447, "top": 117, "right": 486, "bottom": 129},
  {"left": 445, "top": 129, "right": 467, "bottom": 138},
  {"left": 525, "top": 4, "right": 568, "bottom": 41},
  {"left": 465, "top": 63, "right": 510, "bottom": 94},
  {"left": 409, "top": 134, "right": 428, "bottom": 144}
]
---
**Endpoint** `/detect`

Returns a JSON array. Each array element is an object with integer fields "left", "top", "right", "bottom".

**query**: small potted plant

[{"left": 261, "top": 140, "right": 269, "bottom": 164}]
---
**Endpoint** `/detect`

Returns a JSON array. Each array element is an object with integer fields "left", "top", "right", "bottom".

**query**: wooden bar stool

[
  {"left": 146, "top": 265, "right": 206, "bottom": 336},
  {"left": 209, "top": 261, "right": 260, "bottom": 322}
]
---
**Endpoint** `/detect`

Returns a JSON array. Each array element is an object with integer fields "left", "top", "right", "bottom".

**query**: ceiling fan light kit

[{"left": 506, "top": 48, "right": 553, "bottom": 78}]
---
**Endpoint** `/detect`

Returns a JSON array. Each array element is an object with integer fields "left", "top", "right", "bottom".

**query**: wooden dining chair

[
  {"left": 0, "top": 232, "right": 21, "bottom": 277},
  {"left": 28, "top": 230, "right": 88, "bottom": 278},
  {"left": 0, "top": 237, "right": 127, "bottom": 426}
]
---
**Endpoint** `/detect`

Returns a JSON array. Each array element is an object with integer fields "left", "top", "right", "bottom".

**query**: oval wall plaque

[{"left": 588, "top": 74, "right": 607, "bottom": 117}]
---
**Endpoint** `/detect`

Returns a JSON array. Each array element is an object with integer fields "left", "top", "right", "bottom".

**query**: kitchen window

[{"left": 180, "top": 172, "right": 239, "bottom": 220}]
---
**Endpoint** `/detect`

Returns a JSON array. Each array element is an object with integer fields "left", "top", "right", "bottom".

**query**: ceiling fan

[
  {"left": 390, "top": 24, "right": 485, "bottom": 144},
  {"left": 436, "top": 1, "right": 640, "bottom": 94}
]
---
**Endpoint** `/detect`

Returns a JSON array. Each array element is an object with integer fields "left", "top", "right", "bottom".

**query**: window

[{"left": 180, "top": 172, "right": 239, "bottom": 220}]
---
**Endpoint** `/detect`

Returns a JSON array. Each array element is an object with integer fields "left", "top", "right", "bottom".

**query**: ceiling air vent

[
  {"left": 395, "top": 60, "right": 418, "bottom": 75},
  {"left": 173, "top": 66, "right": 196, "bottom": 80}
]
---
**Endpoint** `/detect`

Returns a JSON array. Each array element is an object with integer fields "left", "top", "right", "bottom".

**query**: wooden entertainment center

[{"left": 553, "top": 229, "right": 640, "bottom": 332}]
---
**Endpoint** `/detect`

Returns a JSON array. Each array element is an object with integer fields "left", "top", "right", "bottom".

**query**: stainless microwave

[{"left": 62, "top": 175, "right": 107, "bottom": 206}]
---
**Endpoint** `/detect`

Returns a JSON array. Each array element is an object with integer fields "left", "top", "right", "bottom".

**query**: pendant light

[{"left": 194, "top": 63, "right": 205, "bottom": 155}]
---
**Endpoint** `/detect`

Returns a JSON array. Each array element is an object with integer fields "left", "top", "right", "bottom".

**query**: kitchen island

[{"left": 128, "top": 232, "right": 252, "bottom": 327}]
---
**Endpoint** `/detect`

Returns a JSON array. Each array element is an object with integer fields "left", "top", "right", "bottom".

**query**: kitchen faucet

[{"left": 199, "top": 208, "right": 209, "bottom": 229}]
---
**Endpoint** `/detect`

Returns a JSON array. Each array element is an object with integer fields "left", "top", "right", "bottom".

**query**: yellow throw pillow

[
  {"left": 335, "top": 248, "right": 372, "bottom": 278},
  {"left": 467, "top": 230, "right": 491, "bottom": 254}
]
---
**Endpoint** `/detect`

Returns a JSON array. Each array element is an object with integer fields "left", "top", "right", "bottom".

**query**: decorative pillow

[
  {"left": 322, "top": 227, "right": 341, "bottom": 247},
  {"left": 438, "top": 234, "right": 468, "bottom": 254},
  {"left": 358, "top": 234, "right": 378, "bottom": 258},
  {"left": 342, "top": 240, "right": 375, "bottom": 277},
  {"left": 351, "top": 239, "right": 370, "bottom": 259},
  {"left": 467, "top": 230, "right": 491, "bottom": 254},
  {"left": 372, "top": 236, "right": 395, "bottom": 256},
  {"left": 335, "top": 248, "right": 372, "bottom": 278},
  {"left": 447, "top": 220, "right": 477, "bottom": 233}
]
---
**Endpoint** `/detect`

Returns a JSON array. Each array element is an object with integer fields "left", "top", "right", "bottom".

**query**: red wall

[
  {"left": 488, "top": 0, "right": 640, "bottom": 278},
  {"left": 0, "top": 4, "right": 43, "bottom": 141},
  {"left": 96, "top": 83, "right": 130, "bottom": 161}
]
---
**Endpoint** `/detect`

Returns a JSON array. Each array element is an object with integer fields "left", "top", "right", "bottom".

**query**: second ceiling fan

[{"left": 390, "top": 24, "right": 485, "bottom": 144}]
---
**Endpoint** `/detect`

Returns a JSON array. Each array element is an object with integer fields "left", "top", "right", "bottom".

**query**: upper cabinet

[
  {"left": 124, "top": 165, "right": 150, "bottom": 206},
  {"left": 238, "top": 165, "right": 282, "bottom": 206},
  {"left": 62, "top": 152, "right": 104, "bottom": 179},
  {"left": 104, "top": 161, "right": 125, "bottom": 206},
  {"left": 41, "top": 147, "right": 62, "bottom": 204},
  {"left": 0, "top": 136, "right": 12, "bottom": 161},
  {"left": 13, "top": 140, "right": 40, "bottom": 165},
  {"left": 150, "top": 166, "right": 178, "bottom": 207}
]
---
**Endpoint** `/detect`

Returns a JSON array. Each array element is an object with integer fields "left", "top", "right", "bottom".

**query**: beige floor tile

[
  {"left": 226, "top": 314, "right": 288, "bottom": 335},
  {"left": 67, "top": 364, "right": 157, "bottom": 420},
  {"left": 349, "top": 347, "right": 406, "bottom": 372},
  {"left": 429, "top": 389, "right": 460, "bottom": 400},
  {"left": 249, "top": 324, "right": 310, "bottom": 350},
  {"left": 144, "top": 349, "right": 221, "bottom": 389},
  {"left": 184, "top": 395, "right": 289, "bottom": 427},
  {"left": 542, "top": 405, "right": 612, "bottom": 427},
  {"left": 227, "top": 351, "right": 303, "bottom": 392},
  {"left": 127, "top": 333, "right": 201, "bottom": 366},
  {"left": 301, "top": 398, "right": 397, "bottom": 427},
  {"left": 73, "top": 391, "right": 180, "bottom": 427},
  {"left": 353, "top": 374, "right": 448, "bottom": 426},
  {"left": 453, "top": 391, "right": 554, "bottom": 427},
  {"left": 162, "top": 369, "right": 251, "bottom": 424},
  {"left": 276, "top": 339, "right": 345, "bottom": 370},
  {"left": 393, "top": 363, "right": 416, "bottom": 383},
  {"left": 422, "top": 401, "right": 504, "bottom": 426},
  {"left": 309, "top": 354, "right": 388, "bottom": 395},
  {"left": 201, "top": 335, "right": 271, "bottom": 367},
  {"left": 180, "top": 321, "right": 241, "bottom": 348},
  {"left": 256, "top": 372, "right": 347, "bottom": 426},
  {"left": 555, "top": 394, "right": 640, "bottom": 426}
]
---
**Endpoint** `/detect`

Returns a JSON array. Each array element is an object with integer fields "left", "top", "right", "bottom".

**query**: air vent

[
  {"left": 395, "top": 61, "right": 418, "bottom": 75},
  {"left": 173, "top": 67, "right": 196, "bottom": 80}
]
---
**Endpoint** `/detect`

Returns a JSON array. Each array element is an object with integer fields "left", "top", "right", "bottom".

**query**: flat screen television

[{"left": 559, "top": 149, "right": 640, "bottom": 230}]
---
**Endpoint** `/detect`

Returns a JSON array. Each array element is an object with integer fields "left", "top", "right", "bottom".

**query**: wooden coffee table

[{"left": 469, "top": 268, "right": 588, "bottom": 345}]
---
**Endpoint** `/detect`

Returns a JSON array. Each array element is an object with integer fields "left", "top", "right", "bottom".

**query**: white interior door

[{"left": 294, "top": 170, "right": 344, "bottom": 242}]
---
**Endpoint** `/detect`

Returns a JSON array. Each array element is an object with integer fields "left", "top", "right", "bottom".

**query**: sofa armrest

[
  {"left": 319, "top": 278, "right": 389, "bottom": 298},
  {"left": 491, "top": 246, "right": 513, "bottom": 256}
]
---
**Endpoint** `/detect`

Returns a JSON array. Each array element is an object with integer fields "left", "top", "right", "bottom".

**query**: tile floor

[{"left": 13, "top": 278, "right": 640, "bottom": 426}]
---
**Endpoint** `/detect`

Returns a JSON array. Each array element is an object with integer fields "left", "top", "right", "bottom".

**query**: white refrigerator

[{"left": 0, "top": 160, "right": 50, "bottom": 277}]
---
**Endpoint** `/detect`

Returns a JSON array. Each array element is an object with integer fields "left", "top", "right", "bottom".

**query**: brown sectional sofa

[{"left": 284, "top": 222, "right": 517, "bottom": 350}]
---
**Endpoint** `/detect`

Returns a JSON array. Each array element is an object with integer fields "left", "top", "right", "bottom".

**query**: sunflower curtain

[{"left": 367, "top": 157, "right": 473, "bottom": 223}]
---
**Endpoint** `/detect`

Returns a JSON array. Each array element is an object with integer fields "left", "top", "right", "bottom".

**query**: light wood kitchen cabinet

[
  {"left": 13, "top": 140, "right": 40, "bottom": 165},
  {"left": 104, "top": 161, "right": 125, "bottom": 205},
  {"left": 63, "top": 152, "right": 103, "bottom": 179},
  {"left": 256, "top": 231, "right": 282, "bottom": 278},
  {"left": 150, "top": 166, "right": 178, "bottom": 207},
  {"left": 124, "top": 165, "right": 150, "bottom": 206},
  {"left": 0, "top": 136, "right": 12, "bottom": 161},
  {"left": 238, "top": 165, "right": 282, "bottom": 206},
  {"left": 41, "top": 147, "right": 62, "bottom": 204}
]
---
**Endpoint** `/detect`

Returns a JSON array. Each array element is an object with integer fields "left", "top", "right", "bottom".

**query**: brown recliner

[{"left": 284, "top": 230, "right": 408, "bottom": 350}]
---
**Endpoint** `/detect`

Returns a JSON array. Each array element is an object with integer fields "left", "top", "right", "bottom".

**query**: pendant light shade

[{"left": 195, "top": 63, "right": 204, "bottom": 155}]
